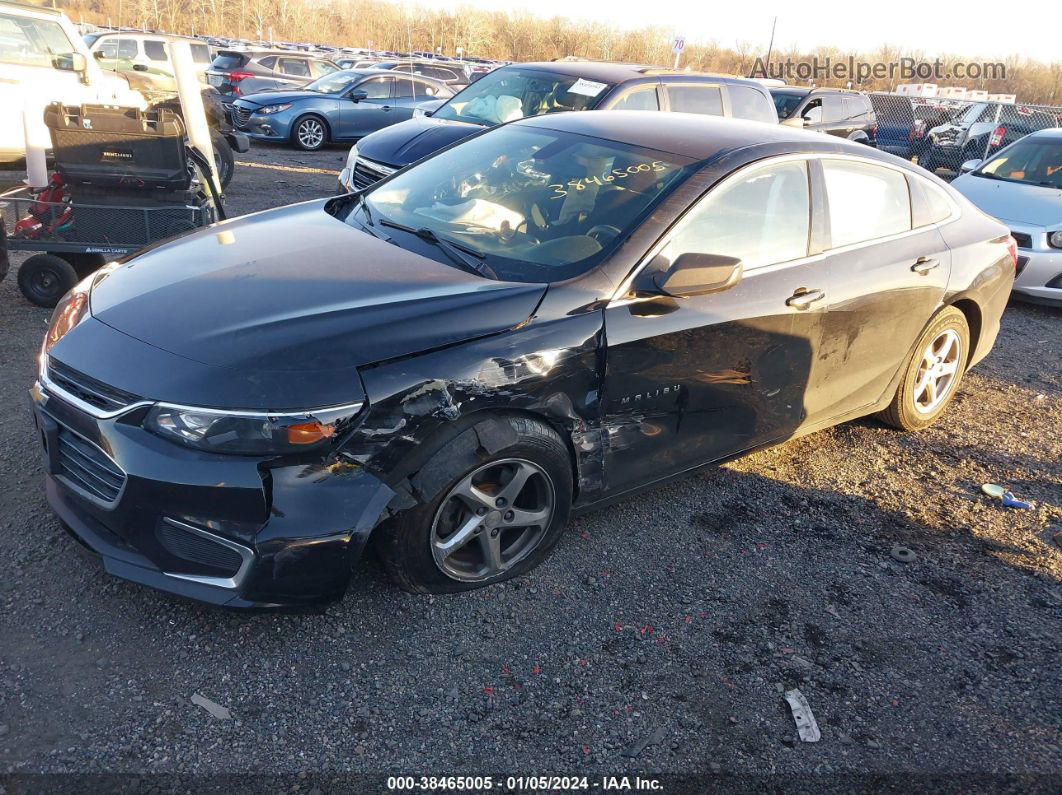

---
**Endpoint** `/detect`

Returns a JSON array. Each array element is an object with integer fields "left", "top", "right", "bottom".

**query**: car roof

[
  {"left": 770, "top": 87, "right": 810, "bottom": 96},
  {"left": 515, "top": 110, "right": 906, "bottom": 163},
  {"left": 1025, "top": 128, "right": 1062, "bottom": 141},
  {"left": 511, "top": 61, "right": 759, "bottom": 86}
]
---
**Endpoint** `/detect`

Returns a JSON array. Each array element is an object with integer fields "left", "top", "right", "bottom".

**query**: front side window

[
  {"left": 823, "top": 159, "right": 911, "bottom": 247},
  {"left": 609, "top": 87, "right": 660, "bottom": 112},
  {"left": 349, "top": 126, "right": 694, "bottom": 283},
  {"left": 772, "top": 90, "right": 807, "bottom": 119},
  {"left": 727, "top": 85, "right": 776, "bottom": 124},
  {"left": 662, "top": 160, "right": 810, "bottom": 270},
  {"left": 667, "top": 85, "right": 723, "bottom": 116},
  {"left": 312, "top": 60, "right": 338, "bottom": 77},
  {"left": 113, "top": 37, "right": 137, "bottom": 59},
  {"left": 357, "top": 78, "right": 391, "bottom": 99},
  {"left": 0, "top": 13, "right": 75, "bottom": 67},
  {"left": 976, "top": 137, "right": 1062, "bottom": 188},
  {"left": 433, "top": 68, "right": 610, "bottom": 126}
]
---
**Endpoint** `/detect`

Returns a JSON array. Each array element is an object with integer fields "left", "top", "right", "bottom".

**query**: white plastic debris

[
  {"left": 191, "top": 693, "right": 232, "bottom": 720},
  {"left": 784, "top": 689, "right": 821, "bottom": 742}
]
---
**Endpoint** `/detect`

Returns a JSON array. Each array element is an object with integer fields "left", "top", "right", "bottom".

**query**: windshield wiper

[
  {"left": 353, "top": 195, "right": 385, "bottom": 239},
  {"left": 377, "top": 218, "right": 490, "bottom": 276}
]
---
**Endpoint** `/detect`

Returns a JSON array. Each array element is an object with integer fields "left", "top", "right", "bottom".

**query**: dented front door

[{"left": 600, "top": 260, "right": 828, "bottom": 492}]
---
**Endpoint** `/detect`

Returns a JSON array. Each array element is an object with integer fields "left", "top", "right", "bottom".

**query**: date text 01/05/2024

[{"left": 385, "top": 775, "right": 664, "bottom": 791}]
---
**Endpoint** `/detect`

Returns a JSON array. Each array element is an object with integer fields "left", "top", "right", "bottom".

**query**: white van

[
  {"left": 84, "top": 31, "right": 213, "bottom": 94},
  {"left": 0, "top": 1, "right": 143, "bottom": 164}
]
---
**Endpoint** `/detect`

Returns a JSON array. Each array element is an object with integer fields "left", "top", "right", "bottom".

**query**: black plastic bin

[{"left": 44, "top": 103, "right": 190, "bottom": 191}]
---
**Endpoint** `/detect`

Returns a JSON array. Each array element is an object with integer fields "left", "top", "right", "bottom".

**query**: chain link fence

[{"left": 869, "top": 92, "right": 1062, "bottom": 179}]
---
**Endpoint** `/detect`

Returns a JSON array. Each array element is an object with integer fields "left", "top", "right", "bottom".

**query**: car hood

[
  {"left": 236, "top": 90, "right": 322, "bottom": 106},
  {"left": 951, "top": 174, "right": 1062, "bottom": 226},
  {"left": 356, "top": 115, "right": 484, "bottom": 167},
  {"left": 89, "top": 199, "right": 547, "bottom": 379}
]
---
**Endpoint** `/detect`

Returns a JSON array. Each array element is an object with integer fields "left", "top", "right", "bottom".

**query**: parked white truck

[{"left": 0, "top": 1, "right": 144, "bottom": 164}]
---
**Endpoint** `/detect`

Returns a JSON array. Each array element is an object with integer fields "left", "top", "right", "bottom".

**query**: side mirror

[
  {"left": 349, "top": 89, "right": 368, "bottom": 102},
  {"left": 93, "top": 50, "right": 106, "bottom": 60},
  {"left": 649, "top": 253, "right": 743, "bottom": 298},
  {"left": 781, "top": 116, "right": 805, "bottom": 129},
  {"left": 959, "top": 158, "right": 982, "bottom": 173},
  {"left": 56, "top": 52, "right": 88, "bottom": 73}
]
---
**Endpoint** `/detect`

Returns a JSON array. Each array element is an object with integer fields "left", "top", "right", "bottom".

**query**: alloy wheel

[
  {"left": 297, "top": 119, "right": 325, "bottom": 149},
  {"left": 430, "top": 458, "right": 555, "bottom": 582},
  {"left": 912, "top": 329, "right": 961, "bottom": 414}
]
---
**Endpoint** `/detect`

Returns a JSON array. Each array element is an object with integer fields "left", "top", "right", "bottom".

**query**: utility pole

[{"left": 764, "top": 15, "right": 777, "bottom": 69}]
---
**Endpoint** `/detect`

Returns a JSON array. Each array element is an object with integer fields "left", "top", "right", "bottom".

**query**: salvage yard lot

[{"left": 1, "top": 145, "right": 1060, "bottom": 782}]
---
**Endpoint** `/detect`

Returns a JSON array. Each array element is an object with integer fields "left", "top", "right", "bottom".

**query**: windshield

[
  {"left": 305, "top": 71, "right": 361, "bottom": 94},
  {"left": 346, "top": 125, "right": 695, "bottom": 283},
  {"left": 976, "top": 138, "right": 1062, "bottom": 188},
  {"left": 432, "top": 68, "right": 611, "bottom": 126},
  {"left": 771, "top": 91, "right": 806, "bottom": 119}
]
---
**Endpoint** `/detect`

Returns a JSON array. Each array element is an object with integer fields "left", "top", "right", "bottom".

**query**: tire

[
  {"left": 877, "top": 306, "right": 970, "bottom": 431},
  {"left": 375, "top": 415, "right": 574, "bottom": 594},
  {"left": 917, "top": 148, "right": 936, "bottom": 173},
  {"left": 291, "top": 115, "right": 327, "bottom": 151},
  {"left": 18, "top": 253, "right": 79, "bottom": 308},
  {"left": 210, "top": 129, "right": 235, "bottom": 189}
]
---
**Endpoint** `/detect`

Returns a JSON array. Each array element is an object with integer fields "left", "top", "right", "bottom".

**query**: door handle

[
  {"left": 911, "top": 257, "right": 940, "bottom": 275},
  {"left": 381, "top": 105, "right": 392, "bottom": 111},
  {"left": 786, "top": 288, "right": 826, "bottom": 310}
]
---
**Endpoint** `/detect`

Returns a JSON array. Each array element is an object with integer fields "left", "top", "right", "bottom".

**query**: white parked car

[
  {"left": 952, "top": 129, "right": 1062, "bottom": 306},
  {"left": 83, "top": 31, "right": 213, "bottom": 94},
  {"left": 0, "top": 1, "right": 143, "bottom": 164}
]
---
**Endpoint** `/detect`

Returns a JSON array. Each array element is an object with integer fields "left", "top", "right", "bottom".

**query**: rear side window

[
  {"left": 392, "top": 77, "right": 415, "bottom": 98},
  {"left": 413, "top": 80, "right": 439, "bottom": 98},
  {"left": 191, "top": 43, "right": 211, "bottom": 64},
  {"left": 727, "top": 85, "right": 776, "bottom": 123},
  {"left": 821, "top": 94, "right": 845, "bottom": 122},
  {"left": 664, "top": 160, "right": 811, "bottom": 269},
  {"left": 279, "top": 57, "right": 310, "bottom": 77},
  {"left": 823, "top": 160, "right": 912, "bottom": 247},
  {"left": 143, "top": 39, "right": 167, "bottom": 62},
  {"left": 211, "top": 52, "right": 246, "bottom": 69},
  {"left": 667, "top": 85, "right": 723, "bottom": 116},
  {"left": 312, "top": 60, "right": 337, "bottom": 77},
  {"left": 909, "top": 176, "right": 954, "bottom": 227},
  {"left": 610, "top": 87, "right": 660, "bottom": 111}
]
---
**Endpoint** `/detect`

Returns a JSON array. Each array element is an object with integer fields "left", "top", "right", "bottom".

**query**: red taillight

[
  {"left": 227, "top": 70, "right": 254, "bottom": 83},
  {"left": 989, "top": 125, "right": 1005, "bottom": 148},
  {"left": 1006, "top": 235, "right": 1018, "bottom": 268}
]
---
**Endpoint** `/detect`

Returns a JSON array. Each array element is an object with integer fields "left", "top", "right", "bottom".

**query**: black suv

[
  {"left": 339, "top": 61, "right": 778, "bottom": 191},
  {"left": 771, "top": 87, "right": 877, "bottom": 145}
]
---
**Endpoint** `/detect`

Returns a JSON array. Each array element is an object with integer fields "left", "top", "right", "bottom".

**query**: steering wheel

[{"left": 587, "top": 224, "right": 623, "bottom": 245}]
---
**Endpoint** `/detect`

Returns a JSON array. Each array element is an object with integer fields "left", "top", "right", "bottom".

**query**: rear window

[
  {"left": 211, "top": 52, "right": 246, "bottom": 69},
  {"left": 667, "top": 85, "right": 723, "bottom": 116},
  {"left": 727, "top": 84, "right": 777, "bottom": 124}
]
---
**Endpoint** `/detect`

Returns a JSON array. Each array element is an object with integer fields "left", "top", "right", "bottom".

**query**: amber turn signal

[{"left": 286, "top": 421, "right": 337, "bottom": 446}]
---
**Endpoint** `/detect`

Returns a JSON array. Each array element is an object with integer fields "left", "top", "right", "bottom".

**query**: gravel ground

[{"left": 0, "top": 141, "right": 1060, "bottom": 788}]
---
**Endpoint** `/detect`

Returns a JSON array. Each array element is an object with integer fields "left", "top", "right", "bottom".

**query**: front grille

[
  {"left": 232, "top": 106, "right": 252, "bottom": 128},
  {"left": 1011, "top": 231, "right": 1033, "bottom": 249},
  {"left": 47, "top": 358, "right": 139, "bottom": 414},
  {"left": 352, "top": 157, "right": 394, "bottom": 190},
  {"left": 157, "top": 519, "right": 244, "bottom": 576},
  {"left": 55, "top": 425, "right": 126, "bottom": 503}
]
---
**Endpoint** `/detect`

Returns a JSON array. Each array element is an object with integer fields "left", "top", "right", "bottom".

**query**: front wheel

[
  {"left": 291, "top": 116, "right": 327, "bottom": 151},
  {"left": 375, "top": 416, "right": 573, "bottom": 594},
  {"left": 210, "top": 129, "right": 235, "bottom": 189},
  {"left": 878, "top": 306, "right": 970, "bottom": 431}
]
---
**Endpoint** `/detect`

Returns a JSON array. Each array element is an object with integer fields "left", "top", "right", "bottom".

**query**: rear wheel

[
  {"left": 210, "top": 129, "right": 235, "bottom": 189},
  {"left": 17, "top": 253, "right": 78, "bottom": 308},
  {"left": 291, "top": 116, "right": 327, "bottom": 151},
  {"left": 878, "top": 306, "right": 970, "bottom": 431},
  {"left": 375, "top": 416, "right": 573, "bottom": 594}
]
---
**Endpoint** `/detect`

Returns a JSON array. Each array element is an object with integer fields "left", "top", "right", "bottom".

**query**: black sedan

[{"left": 31, "top": 112, "right": 1015, "bottom": 608}]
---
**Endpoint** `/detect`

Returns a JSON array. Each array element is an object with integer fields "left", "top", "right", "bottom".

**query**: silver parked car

[
  {"left": 206, "top": 49, "right": 340, "bottom": 104},
  {"left": 952, "top": 129, "right": 1062, "bottom": 306}
]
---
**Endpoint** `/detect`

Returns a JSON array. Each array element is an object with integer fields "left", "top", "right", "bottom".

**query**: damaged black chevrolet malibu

[{"left": 31, "top": 112, "right": 1014, "bottom": 608}]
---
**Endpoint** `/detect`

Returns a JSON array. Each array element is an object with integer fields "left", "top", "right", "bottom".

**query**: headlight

[
  {"left": 345, "top": 142, "right": 359, "bottom": 170},
  {"left": 42, "top": 262, "right": 120, "bottom": 354},
  {"left": 143, "top": 401, "right": 363, "bottom": 455},
  {"left": 1049, "top": 230, "right": 1062, "bottom": 249},
  {"left": 257, "top": 103, "right": 292, "bottom": 115}
]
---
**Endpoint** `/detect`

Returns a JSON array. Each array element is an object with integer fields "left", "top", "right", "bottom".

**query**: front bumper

[
  {"left": 1009, "top": 224, "right": 1062, "bottom": 306},
  {"left": 30, "top": 380, "right": 394, "bottom": 609}
]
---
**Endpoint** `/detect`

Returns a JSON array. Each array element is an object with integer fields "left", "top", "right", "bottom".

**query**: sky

[{"left": 416, "top": 0, "right": 1059, "bottom": 63}]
